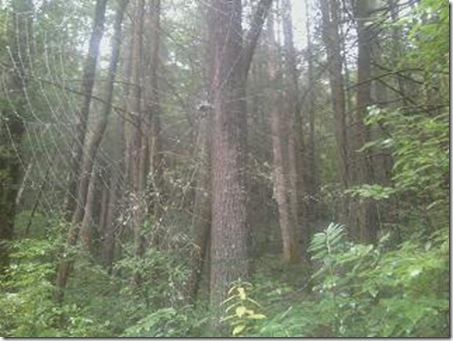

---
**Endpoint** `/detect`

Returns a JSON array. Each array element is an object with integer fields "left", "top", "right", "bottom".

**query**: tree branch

[{"left": 242, "top": 0, "right": 273, "bottom": 77}]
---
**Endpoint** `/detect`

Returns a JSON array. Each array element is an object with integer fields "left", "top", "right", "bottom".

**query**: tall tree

[
  {"left": 129, "top": 0, "right": 146, "bottom": 287},
  {"left": 281, "top": 0, "right": 305, "bottom": 259},
  {"left": 0, "top": 0, "right": 33, "bottom": 277},
  {"left": 73, "top": 0, "right": 129, "bottom": 229},
  {"left": 207, "top": 0, "right": 272, "bottom": 333},
  {"left": 320, "top": 0, "right": 349, "bottom": 224},
  {"left": 187, "top": 2, "right": 215, "bottom": 304},
  {"left": 303, "top": 0, "right": 319, "bottom": 228},
  {"left": 348, "top": 0, "right": 378, "bottom": 243},
  {"left": 54, "top": 0, "right": 108, "bottom": 303},
  {"left": 144, "top": 0, "right": 163, "bottom": 245},
  {"left": 63, "top": 0, "right": 107, "bottom": 222},
  {"left": 267, "top": 9, "right": 299, "bottom": 263}
]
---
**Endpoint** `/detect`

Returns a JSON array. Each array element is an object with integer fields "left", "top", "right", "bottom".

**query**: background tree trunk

[
  {"left": 73, "top": 0, "right": 128, "bottom": 227},
  {"left": 267, "top": 10, "right": 299, "bottom": 263},
  {"left": 281, "top": 0, "right": 304, "bottom": 260},
  {"left": 320, "top": 0, "right": 349, "bottom": 224},
  {"left": 63, "top": 0, "right": 107, "bottom": 222},
  {"left": 54, "top": 0, "right": 107, "bottom": 303},
  {"left": 348, "top": 0, "right": 378, "bottom": 243},
  {"left": 144, "top": 0, "right": 163, "bottom": 246},
  {"left": 129, "top": 0, "right": 146, "bottom": 288}
]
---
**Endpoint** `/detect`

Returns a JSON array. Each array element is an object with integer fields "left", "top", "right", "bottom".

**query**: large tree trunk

[
  {"left": 0, "top": 0, "right": 33, "bottom": 277},
  {"left": 209, "top": 2, "right": 248, "bottom": 328},
  {"left": 54, "top": 0, "right": 107, "bottom": 303},
  {"left": 267, "top": 10, "right": 299, "bottom": 263},
  {"left": 207, "top": 0, "right": 272, "bottom": 334}
]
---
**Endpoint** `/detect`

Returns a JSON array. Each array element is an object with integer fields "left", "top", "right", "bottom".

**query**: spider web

[
  {"left": 1, "top": 0, "right": 318, "bottom": 281},
  {"left": 1, "top": 0, "right": 200, "bottom": 258}
]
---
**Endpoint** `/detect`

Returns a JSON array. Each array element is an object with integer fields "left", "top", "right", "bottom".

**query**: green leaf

[
  {"left": 232, "top": 324, "right": 246, "bottom": 336},
  {"left": 235, "top": 306, "right": 246, "bottom": 318}
]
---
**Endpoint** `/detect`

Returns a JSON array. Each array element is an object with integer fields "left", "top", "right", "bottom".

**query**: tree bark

[
  {"left": 207, "top": 0, "right": 272, "bottom": 334},
  {"left": 129, "top": 0, "right": 146, "bottom": 288},
  {"left": 348, "top": 0, "right": 378, "bottom": 243},
  {"left": 267, "top": 10, "right": 299, "bottom": 263},
  {"left": 187, "top": 106, "right": 212, "bottom": 304},
  {"left": 281, "top": 0, "right": 305, "bottom": 259}
]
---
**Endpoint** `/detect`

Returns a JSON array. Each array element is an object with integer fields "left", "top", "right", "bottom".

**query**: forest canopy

[{"left": 0, "top": 0, "right": 449, "bottom": 337}]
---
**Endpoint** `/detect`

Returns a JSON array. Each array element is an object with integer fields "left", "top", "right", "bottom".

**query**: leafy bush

[
  {"left": 0, "top": 235, "right": 110, "bottom": 337},
  {"left": 307, "top": 223, "right": 449, "bottom": 337}
]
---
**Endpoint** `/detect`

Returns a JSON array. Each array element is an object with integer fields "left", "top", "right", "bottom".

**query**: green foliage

[
  {"left": 349, "top": 102, "right": 448, "bottom": 238},
  {"left": 0, "top": 234, "right": 110, "bottom": 337},
  {"left": 346, "top": 184, "right": 394, "bottom": 201},
  {"left": 221, "top": 281, "right": 266, "bottom": 337},
  {"left": 113, "top": 240, "right": 189, "bottom": 307},
  {"left": 405, "top": 0, "right": 449, "bottom": 71},
  {"left": 241, "top": 224, "right": 449, "bottom": 338},
  {"left": 306, "top": 223, "right": 449, "bottom": 337},
  {"left": 123, "top": 306, "right": 193, "bottom": 337}
]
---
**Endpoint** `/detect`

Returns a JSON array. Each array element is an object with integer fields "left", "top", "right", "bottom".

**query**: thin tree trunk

[
  {"left": 304, "top": 0, "right": 318, "bottom": 227},
  {"left": 281, "top": 0, "right": 304, "bottom": 260},
  {"left": 80, "top": 169, "right": 96, "bottom": 250},
  {"left": 102, "top": 169, "right": 119, "bottom": 271},
  {"left": 63, "top": 0, "right": 107, "bottom": 222},
  {"left": 98, "top": 181, "right": 109, "bottom": 232},
  {"left": 348, "top": 0, "right": 378, "bottom": 243},
  {"left": 15, "top": 162, "right": 32, "bottom": 207},
  {"left": 54, "top": 0, "right": 107, "bottom": 303},
  {"left": 267, "top": 10, "right": 299, "bottom": 263},
  {"left": 73, "top": 0, "right": 128, "bottom": 226},
  {"left": 144, "top": 0, "right": 163, "bottom": 246},
  {"left": 129, "top": 0, "right": 146, "bottom": 288},
  {"left": 187, "top": 3, "right": 215, "bottom": 304},
  {"left": 320, "top": 0, "right": 349, "bottom": 224}
]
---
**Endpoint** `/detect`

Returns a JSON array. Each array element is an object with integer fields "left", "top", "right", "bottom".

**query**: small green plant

[{"left": 221, "top": 281, "right": 266, "bottom": 336}]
